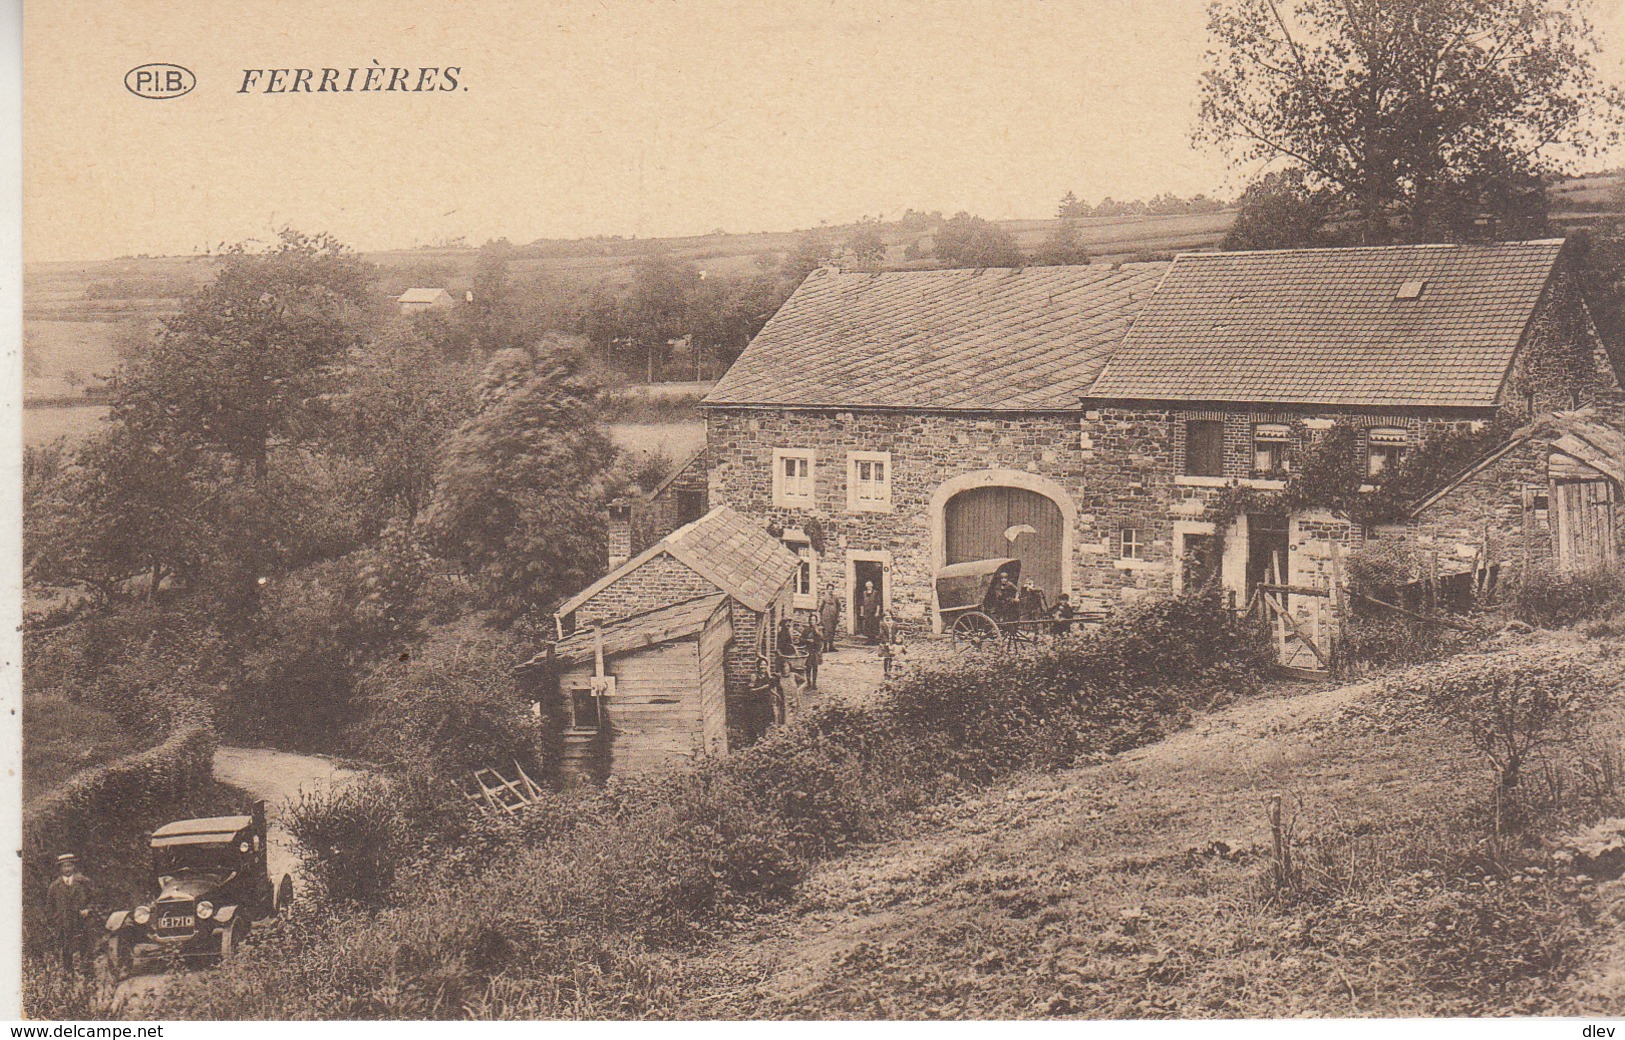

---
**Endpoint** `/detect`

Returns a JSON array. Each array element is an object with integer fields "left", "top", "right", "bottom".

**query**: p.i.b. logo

[{"left": 125, "top": 63, "right": 196, "bottom": 100}]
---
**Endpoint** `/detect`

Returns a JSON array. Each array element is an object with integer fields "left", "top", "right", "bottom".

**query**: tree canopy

[{"left": 1198, "top": 0, "right": 1623, "bottom": 244}]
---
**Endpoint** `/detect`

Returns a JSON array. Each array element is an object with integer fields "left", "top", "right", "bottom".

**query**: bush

[
  {"left": 1386, "top": 648, "right": 1613, "bottom": 791},
  {"left": 347, "top": 629, "right": 542, "bottom": 780},
  {"left": 1338, "top": 614, "right": 1480, "bottom": 672},
  {"left": 21, "top": 712, "right": 216, "bottom": 950},
  {"left": 285, "top": 777, "right": 411, "bottom": 907},
  {"left": 1512, "top": 567, "right": 1624, "bottom": 629}
]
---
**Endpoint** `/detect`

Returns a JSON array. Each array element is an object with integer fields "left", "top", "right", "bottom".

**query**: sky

[{"left": 22, "top": 0, "right": 1625, "bottom": 263}]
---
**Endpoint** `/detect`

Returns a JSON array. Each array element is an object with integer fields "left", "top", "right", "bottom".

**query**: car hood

[{"left": 156, "top": 874, "right": 226, "bottom": 902}]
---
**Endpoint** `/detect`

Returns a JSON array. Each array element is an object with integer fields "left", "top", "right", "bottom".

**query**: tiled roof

[
  {"left": 1087, "top": 240, "right": 1567, "bottom": 409},
  {"left": 554, "top": 505, "right": 799, "bottom": 621},
  {"left": 703, "top": 263, "right": 1168, "bottom": 410},
  {"left": 533, "top": 595, "right": 728, "bottom": 667}
]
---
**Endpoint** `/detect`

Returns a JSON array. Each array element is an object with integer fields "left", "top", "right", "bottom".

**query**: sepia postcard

[{"left": 12, "top": 0, "right": 1625, "bottom": 1026}]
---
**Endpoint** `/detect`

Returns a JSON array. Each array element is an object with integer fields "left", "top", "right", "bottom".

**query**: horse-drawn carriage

[{"left": 936, "top": 558, "right": 1099, "bottom": 647}]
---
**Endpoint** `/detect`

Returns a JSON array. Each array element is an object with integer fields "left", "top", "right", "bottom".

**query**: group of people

[
  {"left": 775, "top": 580, "right": 910, "bottom": 688},
  {"left": 987, "top": 572, "right": 1078, "bottom": 633}
]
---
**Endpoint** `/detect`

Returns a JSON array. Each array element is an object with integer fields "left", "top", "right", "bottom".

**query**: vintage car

[{"left": 104, "top": 801, "right": 292, "bottom": 976}]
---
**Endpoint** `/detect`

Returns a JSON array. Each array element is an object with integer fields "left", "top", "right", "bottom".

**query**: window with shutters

[
  {"left": 772, "top": 448, "right": 815, "bottom": 507},
  {"left": 1184, "top": 419, "right": 1225, "bottom": 477},
  {"left": 846, "top": 451, "right": 892, "bottom": 512}
]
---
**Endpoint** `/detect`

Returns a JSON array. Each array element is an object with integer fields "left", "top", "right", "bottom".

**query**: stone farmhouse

[{"left": 684, "top": 239, "right": 1621, "bottom": 634}]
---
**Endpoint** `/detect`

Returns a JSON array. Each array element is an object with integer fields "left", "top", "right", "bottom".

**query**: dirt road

[{"left": 111, "top": 746, "right": 365, "bottom": 1008}]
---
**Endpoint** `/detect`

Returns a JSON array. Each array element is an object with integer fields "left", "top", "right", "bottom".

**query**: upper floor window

[
  {"left": 773, "top": 448, "right": 815, "bottom": 507},
  {"left": 847, "top": 451, "right": 893, "bottom": 512},
  {"left": 1366, "top": 428, "right": 1408, "bottom": 479},
  {"left": 1184, "top": 419, "right": 1225, "bottom": 477},
  {"left": 1252, "top": 423, "right": 1292, "bottom": 479}
]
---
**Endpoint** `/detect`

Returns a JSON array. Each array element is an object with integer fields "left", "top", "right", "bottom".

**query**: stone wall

[
  {"left": 569, "top": 553, "right": 718, "bottom": 629},
  {"left": 705, "top": 407, "right": 1106, "bottom": 623},
  {"left": 1502, "top": 264, "right": 1622, "bottom": 419}
]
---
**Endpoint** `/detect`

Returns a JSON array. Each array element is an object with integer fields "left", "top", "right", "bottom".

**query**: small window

[
  {"left": 847, "top": 451, "right": 893, "bottom": 512},
  {"left": 773, "top": 448, "right": 815, "bottom": 507},
  {"left": 785, "top": 538, "right": 817, "bottom": 609},
  {"left": 1185, "top": 419, "right": 1225, "bottom": 477},
  {"left": 565, "top": 686, "right": 600, "bottom": 735},
  {"left": 1120, "top": 528, "right": 1144, "bottom": 560},
  {"left": 1252, "top": 423, "right": 1291, "bottom": 479},
  {"left": 1396, "top": 279, "right": 1426, "bottom": 300},
  {"left": 1367, "top": 427, "right": 1408, "bottom": 479},
  {"left": 674, "top": 488, "right": 706, "bottom": 525}
]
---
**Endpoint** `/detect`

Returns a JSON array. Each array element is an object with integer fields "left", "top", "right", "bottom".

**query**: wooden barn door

[
  {"left": 944, "top": 486, "right": 1064, "bottom": 600},
  {"left": 1554, "top": 479, "right": 1617, "bottom": 571}
]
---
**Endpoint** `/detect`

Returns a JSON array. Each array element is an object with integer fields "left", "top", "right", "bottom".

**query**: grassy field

[{"left": 23, "top": 695, "right": 146, "bottom": 806}]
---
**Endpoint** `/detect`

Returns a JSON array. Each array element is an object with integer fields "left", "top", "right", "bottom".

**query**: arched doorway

[
  {"left": 943, "top": 485, "right": 1065, "bottom": 600},
  {"left": 929, "top": 469, "right": 1076, "bottom": 632}
]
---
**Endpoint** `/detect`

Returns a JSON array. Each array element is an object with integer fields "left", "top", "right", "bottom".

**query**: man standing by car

[{"left": 46, "top": 853, "right": 97, "bottom": 973}]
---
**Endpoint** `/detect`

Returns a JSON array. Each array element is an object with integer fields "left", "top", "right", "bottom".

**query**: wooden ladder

[{"left": 461, "top": 760, "right": 545, "bottom": 814}]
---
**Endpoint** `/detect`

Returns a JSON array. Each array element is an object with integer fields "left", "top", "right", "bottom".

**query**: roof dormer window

[{"left": 1396, "top": 279, "right": 1426, "bottom": 300}]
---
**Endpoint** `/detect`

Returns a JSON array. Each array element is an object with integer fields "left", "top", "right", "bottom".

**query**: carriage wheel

[{"left": 951, "top": 611, "right": 999, "bottom": 648}]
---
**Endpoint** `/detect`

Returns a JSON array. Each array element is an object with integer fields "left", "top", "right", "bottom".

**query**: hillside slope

[{"left": 673, "top": 635, "right": 1624, "bottom": 1019}]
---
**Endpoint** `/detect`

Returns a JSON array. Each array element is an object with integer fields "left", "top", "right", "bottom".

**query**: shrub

[
  {"left": 1512, "top": 566, "right": 1624, "bottom": 629},
  {"left": 285, "top": 777, "right": 411, "bottom": 907},
  {"left": 1338, "top": 614, "right": 1479, "bottom": 672},
  {"left": 1386, "top": 648, "right": 1613, "bottom": 791}
]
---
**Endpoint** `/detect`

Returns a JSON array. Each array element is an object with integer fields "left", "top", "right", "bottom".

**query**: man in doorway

[
  {"left": 859, "top": 580, "right": 883, "bottom": 644},
  {"left": 45, "top": 853, "right": 97, "bottom": 973},
  {"left": 818, "top": 586, "right": 842, "bottom": 653}
]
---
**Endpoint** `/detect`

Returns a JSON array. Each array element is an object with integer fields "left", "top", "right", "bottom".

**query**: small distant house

[
  {"left": 551, "top": 504, "right": 801, "bottom": 749},
  {"left": 530, "top": 595, "right": 732, "bottom": 783},
  {"left": 395, "top": 287, "right": 455, "bottom": 315}
]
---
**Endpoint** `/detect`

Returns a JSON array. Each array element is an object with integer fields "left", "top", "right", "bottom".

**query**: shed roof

[
  {"left": 528, "top": 595, "right": 728, "bottom": 668},
  {"left": 703, "top": 263, "right": 1167, "bottom": 410},
  {"left": 1087, "top": 240, "right": 1567, "bottom": 409},
  {"left": 554, "top": 505, "right": 799, "bottom": 621}
]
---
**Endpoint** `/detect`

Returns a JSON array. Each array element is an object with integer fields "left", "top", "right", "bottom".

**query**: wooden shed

[{"left": 530, "top": 594, "right": 732, "bottom": 783}]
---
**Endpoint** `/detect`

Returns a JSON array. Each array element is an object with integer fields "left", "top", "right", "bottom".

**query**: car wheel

[
  {"left": 219, "top": 917, "right": 250, "bottom": 963},
  {"left": 105, "top": 935, "right": 132, "bottom": 981},
  {"left": 274, "top": 874, "right": 294, "bottom": 915}
]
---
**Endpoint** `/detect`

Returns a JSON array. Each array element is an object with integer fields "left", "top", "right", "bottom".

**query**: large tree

[
  {"left": 1198, "top": 0, "right": 1622, "bottom": 244},
  {"left": 422, "top": 346, "right": 617, "bottom": 624},
  {"left": 934, "top": 212, "right": 1023, "bottom": 267},
  {"left": 114, "top": 229, "right": 374, "bottom": 479}
]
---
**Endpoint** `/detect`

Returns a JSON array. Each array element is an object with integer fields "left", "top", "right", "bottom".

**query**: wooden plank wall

[
  {"left": 559, "top": 639, "right": 708, "bottom": 778},
  {"left": 698, "top": 608, "right": 731, "bottom": 756}
]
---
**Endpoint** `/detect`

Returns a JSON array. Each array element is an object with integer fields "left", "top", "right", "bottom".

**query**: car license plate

[{"left": 159, "top": 915, "right": 194, "bottom": 929}]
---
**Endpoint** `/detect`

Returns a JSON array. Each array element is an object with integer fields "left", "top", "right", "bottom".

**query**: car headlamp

[
  {"left": 196, "top": 901, "right": 214, "bottom": 920},
  {"left": 132, "top": 905, "right": 151, "bottom": 925}
]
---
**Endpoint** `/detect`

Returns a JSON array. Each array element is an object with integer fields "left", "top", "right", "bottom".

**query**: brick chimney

[{"left": 606, "top": 498, "right": 634, "bottom": 570}]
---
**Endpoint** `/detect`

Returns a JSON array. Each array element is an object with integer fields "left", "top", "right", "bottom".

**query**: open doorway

[
  {"left": 1246, "top": 514, "right": 1290, "bottom": 607},
  {"left": 849, "top": 557, "right": 886, "bottom": 638}
]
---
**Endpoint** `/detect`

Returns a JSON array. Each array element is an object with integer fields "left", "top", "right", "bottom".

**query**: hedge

[{"left": 21, "top": 707, "right": 216, "bottom": 949}]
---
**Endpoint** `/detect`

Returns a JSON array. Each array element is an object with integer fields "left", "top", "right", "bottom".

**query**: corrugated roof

[
  {"left": 1087, "top": 240, "right": 1567, "bottom": 409},
  {"left": 530, "top": 595, "right": 728, "bottom": 668},
  {"left": 554, "top": 505, "right": 799, "bottom": 621},
  {"left": 703, "top": 263, "right": 1168, "bottom": 410}
]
